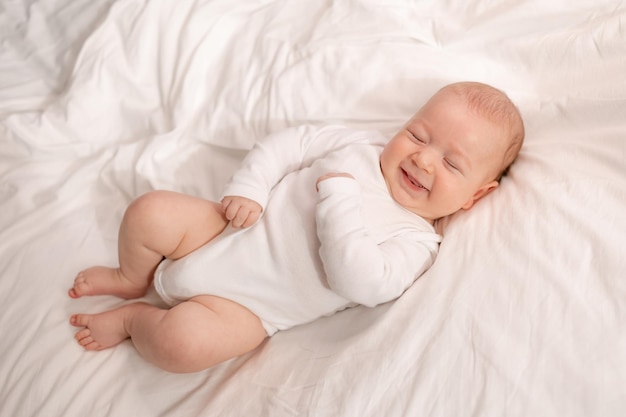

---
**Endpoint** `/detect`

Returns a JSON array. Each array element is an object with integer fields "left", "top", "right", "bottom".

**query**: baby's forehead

[
  {"left": 425, "top": 91, "right": 513, "bottom": 135},
  {"left": 408, "top": 103, "right": 511, "bottom": 155},
  {"left": 407, "top": 93, "right": 490, "bottom": 129}
]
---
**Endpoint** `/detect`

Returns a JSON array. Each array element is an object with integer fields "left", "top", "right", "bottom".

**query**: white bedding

[{"left": 1, "top": 0, "right": 625, "bottom": 415}]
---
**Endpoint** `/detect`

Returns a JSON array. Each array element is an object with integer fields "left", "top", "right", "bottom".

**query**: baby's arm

[
  {"left": 315, "top": 176, "right": 438, "bottom": 307},
  {"left": 221, "top": 125, "right": 324, "bottom": 211},
  {"left": 222, "top": 125, "right": 383, "bottom": 213}
]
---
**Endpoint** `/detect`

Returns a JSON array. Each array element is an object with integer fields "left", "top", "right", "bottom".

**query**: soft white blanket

[{"left": 1, "top": 1, "right": 625, "bottom": 416}]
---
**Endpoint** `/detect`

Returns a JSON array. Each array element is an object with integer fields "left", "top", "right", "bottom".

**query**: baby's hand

[
  {"left": 316, "top": 172, "right": 355, "bottom": 191},
  {"left": 221, "top": 196, "right": 262, "bottom": 228}
]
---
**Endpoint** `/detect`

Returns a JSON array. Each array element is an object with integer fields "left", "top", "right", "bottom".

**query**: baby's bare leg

[
  {"left": 69, "top": 191, "right": 228, "bottom": 299},
  {"left": 70, "top": 295, "right": 267, "bottom": 373}
]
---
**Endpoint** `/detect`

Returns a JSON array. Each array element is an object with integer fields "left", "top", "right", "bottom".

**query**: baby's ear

[{"left": 461, "top": 181, "right": 499, "bottom": 210}]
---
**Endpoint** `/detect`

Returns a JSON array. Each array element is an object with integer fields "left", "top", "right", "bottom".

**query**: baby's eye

[
  {"left": 410, "top": 132, "right": 425, "bottom": 144},
  {"left": 444, "top": 159, "right": 459, "bottom": 171}
]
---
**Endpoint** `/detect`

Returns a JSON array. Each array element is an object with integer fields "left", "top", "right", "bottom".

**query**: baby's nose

[{"left": 411, "top": 151, "right": 434, "bottom": 174}]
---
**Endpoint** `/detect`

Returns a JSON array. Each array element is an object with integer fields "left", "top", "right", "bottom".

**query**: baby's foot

[
  {"left": 68, "top": 266, "right": 147, "bottom": 299},
  {"left": 70, "top": 308, "right": 130, "bottom": 351}
]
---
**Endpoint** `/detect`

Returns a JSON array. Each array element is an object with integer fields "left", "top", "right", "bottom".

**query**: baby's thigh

[
  {"left": 188, "top": 295, "right": 267, "bottom": 364},
  {"left": 161, "top": 192, "right": 228, "bottom": 259},
  {"left": 126, "top": 190, "right": 228, "bottom": 259}
]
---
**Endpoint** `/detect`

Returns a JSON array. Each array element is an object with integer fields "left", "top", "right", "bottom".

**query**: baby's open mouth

[{"left": 402, "top": 169, "right": 429, "bottom": 191}]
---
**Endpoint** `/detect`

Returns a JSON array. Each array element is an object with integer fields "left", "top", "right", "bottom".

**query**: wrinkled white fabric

[{"left": 1, "top": 0, "right": 625, "bottom": 416}]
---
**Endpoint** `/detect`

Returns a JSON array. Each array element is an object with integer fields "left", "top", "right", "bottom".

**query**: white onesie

[{"left": 154, "top": 125, "right": 441, "bottom": 335}]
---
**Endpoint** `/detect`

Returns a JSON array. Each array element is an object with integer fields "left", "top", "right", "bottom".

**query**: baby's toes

[
  {"left": 70, "top": 314, "right": 89, "bottom": 328},
  {"left": 68, "top": 275, "right": 89, "bottom": 298},
  {"left": 75, "top": 331, "right": 94, "bottom": 346}
]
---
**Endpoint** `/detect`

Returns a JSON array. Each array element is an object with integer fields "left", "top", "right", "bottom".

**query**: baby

[{"left": 69, "top": 81, "right": 524, "bottom": 373}]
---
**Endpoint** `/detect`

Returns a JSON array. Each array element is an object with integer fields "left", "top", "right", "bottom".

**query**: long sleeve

[
  {"left": 221, "top": 125, "right": 379, "bottom": 209},
  {"left": 315, "top": 177, "right": 438, "bottom": 307}
]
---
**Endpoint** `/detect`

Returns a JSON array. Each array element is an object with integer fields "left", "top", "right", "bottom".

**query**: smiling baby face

[{"left": 380, "top": 83, "right": 523, "bottom": 224}]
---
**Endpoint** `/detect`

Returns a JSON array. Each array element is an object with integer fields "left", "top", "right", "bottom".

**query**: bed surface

[{"left": 1, "top": 0, "right": 625, "bottom": 416}]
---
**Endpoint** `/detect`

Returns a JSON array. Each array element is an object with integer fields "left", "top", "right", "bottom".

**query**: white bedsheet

[{"left": 1, "top": 0, "right": 625, "bottom": 416}]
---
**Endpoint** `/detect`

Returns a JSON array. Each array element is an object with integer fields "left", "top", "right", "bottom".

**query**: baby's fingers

[
  {"left": 230, "top": 208, "right": 249, "bottom": 228},
  {"left": 221, "top": 196, "right": 262, "bottom": 228},
  {"left": 239, "top": 210, "right": 261, "bottom": 228},
  {"left": 230, "top": 207, "right": 260, "bottom": 228},
  {"left": 315, "top": 172, "right": 355, "bottom": 191},
  {"left": 222, "top": 198, "right": 239, "bottom": 222}
]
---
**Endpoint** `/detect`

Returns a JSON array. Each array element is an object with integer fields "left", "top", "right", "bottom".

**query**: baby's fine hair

[{"left": 441, "top": 82, "right": 525, "bottom": 180}]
